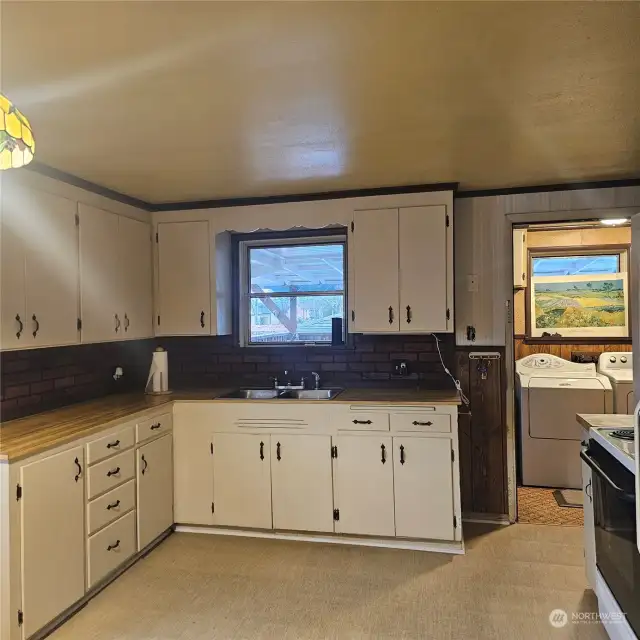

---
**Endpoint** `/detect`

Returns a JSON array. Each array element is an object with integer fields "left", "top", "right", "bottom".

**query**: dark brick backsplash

[
  {"left": 1, "top": 333, "right": 456, "bottom": 423},
  {"left": 1, "top": 340, "right": 155, "bottom": 422}
]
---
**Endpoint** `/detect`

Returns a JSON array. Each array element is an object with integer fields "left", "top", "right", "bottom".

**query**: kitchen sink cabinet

[{"left": 351, "top": 205, "right": 453, "bottom": 334}]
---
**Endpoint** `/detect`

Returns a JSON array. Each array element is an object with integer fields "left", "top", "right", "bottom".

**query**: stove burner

[{"left": 610, "top": 429, "right": 635, "bottom": 441}]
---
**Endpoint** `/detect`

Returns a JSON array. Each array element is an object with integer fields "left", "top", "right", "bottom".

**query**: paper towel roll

[{"left": 146, "top": 347, "right": 169, "bottom": 394}]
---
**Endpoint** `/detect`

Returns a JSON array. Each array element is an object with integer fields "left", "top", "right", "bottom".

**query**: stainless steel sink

[
  {"left": 289, "top": 389, "right": 343, "bottom": 400},
  {"left": 217, "top": 388, "right": 343, "bottom": 400}
]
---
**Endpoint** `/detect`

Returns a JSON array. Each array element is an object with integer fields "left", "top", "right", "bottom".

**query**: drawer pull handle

[
  {"left": 413, "top": 421, "right": 433, "bottom": 426},
  {"left": 406, "top": 305, "right": 412, "bottom": 324},
  {"left": 32, "top": 314, "right": 40, "bottom": 338},
  {"left": 200, "top": 311, "right": 205, "bottom": 328},
  {"left": 400, "top": 445, "right": 405, "bottom": 465},
  {"left": 124, "top": 313, "right": 130, "bottom": 332},
  {"left": 259, "top": 441, "right": 265, "bottom": 460},
  {"left": 388, "top": 306, "right": 394, "bottom": 324},
  {"left": 150, "top": 423, "right": 161, "bottom": 430},
  {"left": 74, "top": 457, "right": 82, "bottom": 482},
  {"left": 107, "top": 467, "right": 121, "bottom": 477},
  {"left": 107, "top": 540, "right": 120, "bottom": 552},
  {"left": 353, "top": 419, "right": 373, "bottom": 425},
  {"left": 107, "top": 440, "right": 121, "bottom": 449},
  {"left": 276, "top": 441, "right": 281, "bottom": 461},
  {"left": 381, "top": 444, "right": 387, "bottom": 464},
  {"left": 114, "top": 313, "right": 121, "bottom": 333},
  {"left": 15, "top": 314, "right": 23, "bottom": 339},
  {"left": 107, "top": 500, "right": 121, "bottom": 510},
  {"left": 141, "top": 455, "right": 148, "bottom": 475}
]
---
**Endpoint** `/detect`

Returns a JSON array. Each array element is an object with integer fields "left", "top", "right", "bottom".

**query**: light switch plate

[{"left": 467, "top": 274, "right": 478, "bottom": 293}]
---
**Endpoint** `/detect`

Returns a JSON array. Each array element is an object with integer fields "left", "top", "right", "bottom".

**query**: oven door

[{"left": 581, "top": 441, "right": 639, "bottom": 635}]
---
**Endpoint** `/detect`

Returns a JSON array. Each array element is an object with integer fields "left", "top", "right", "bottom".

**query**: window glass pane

[
  {"left": 249, "top": 295, "right": 344, "bottom": 343},
  {"left": 249, "top": 243, "right": 344, "bottom": 294},
  {"left": 532, "top": 254, "right": 619, "bottom": 277}
]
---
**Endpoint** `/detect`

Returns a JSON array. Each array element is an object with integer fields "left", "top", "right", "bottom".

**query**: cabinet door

[
  {"left": 333, "top": 436, "right": 395, "bottom": 536},
  {"left": 79, "top": 204, "right": 120, "bottom": 342},
  {"left": 173, "top": 418, "right": 214, "bottom": 525},
  {"left": 212, "top": 433, "right": 272, "bottom": 529},
  {"left": 0, "top": 188, "right": 26, "bottom": 349},
  {"left": 157, "top": 221, "right": 211, "bottom": 335},
  {"left": 118, "top": 216, "right": 152, "bottom": 339},
  {"left": 271, "top": 435, "right": 334, "bottom": 533},
  {"left": 137, "top": 434, "right": 174, "bottom": 550},
  {"left": 394, "top": 436, "right": 454, "bottom": 540},
  {"left": 20, "top": 447, "right": 85, "bottom": 639},
  {"left": 582, "top": 459, "right": 597, "bottom": 589},
  {"left": 352, "top": 209, "right": 399, "bottom": 332},
  {"left": 25, "top": 192, "right": 79, "bottom": 347},
  {"left": 513, "top": 228, "right": 527, "bottom": 288},
  {"left": 399, "top": 205, "right": 448, "bottom": 332}
]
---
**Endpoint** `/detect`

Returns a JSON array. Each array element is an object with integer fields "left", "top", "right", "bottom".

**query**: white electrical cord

[{"left": 431, "top": 334, "right": 471, "bottom": 409}]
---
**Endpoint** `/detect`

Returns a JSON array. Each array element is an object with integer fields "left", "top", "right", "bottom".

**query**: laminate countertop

[
  {"left": 576, "top": 413, "right": 634, "bottom": 431},
  {"left": 0, "top": 388, "right": 461, "bottom": 462}
]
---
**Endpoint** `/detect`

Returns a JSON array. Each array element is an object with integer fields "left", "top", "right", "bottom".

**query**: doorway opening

[{"left": 511, "top": 218, "right": 632, "bottom": 526}]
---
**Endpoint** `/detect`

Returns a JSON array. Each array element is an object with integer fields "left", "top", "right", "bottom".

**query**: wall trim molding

[{"left": 26, "top": 162, "right": 640, "bottom": 211}]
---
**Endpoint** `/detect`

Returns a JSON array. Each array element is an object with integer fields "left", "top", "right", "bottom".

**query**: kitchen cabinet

[
  {"left": 79, "top": 204, "right": 153, "bottom": 343},
  {"left": 19, "top": 447, "right": 85, "bottom": 639},
  {"left": 581, "top": 458, "right": 597, "bottom": 589},
  {"left": 212, "top": 433, "right": 272, "bottom": 529},
  {"left": 0, "top": 188, "right": 79, "bottom": 350},
  {"left": 513, "top": 228, "right": 527, "bottom": 288},
  {"left": 137, "top": 434, "right": 173, "bottom": 550},
  {"left": 393, "top": 436, "right": 454, "bottom": 539},
  {"left": 271, "top": 435, "right": 334, "bottom": 533},
  {"left": 156, "top": 220, "right": 211, "bottom": 335},
  {"left": 333, "top": 435, "right": 395, "bottom": 536},
  {"left": 173, "top": 416, "right": 214, "bottom": 526},
  {"left": 351, "top": 205, "right": 452, "bottom": 333}
]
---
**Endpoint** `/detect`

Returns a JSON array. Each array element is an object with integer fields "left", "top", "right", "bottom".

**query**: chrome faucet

[
  {"left": 311, "top": 371, "right": 321, "bottom": 390},
  {"left": 273, "top": 370, "right": 306, "bottom": 391}
]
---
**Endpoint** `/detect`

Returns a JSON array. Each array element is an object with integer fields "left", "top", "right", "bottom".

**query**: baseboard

[
  {"left": 31, "top": 527, "right": 173, "bottom": 640},
  {"left": 462, "top": 512, "right": 511, "bottom": 525},
  {"left": 174, "top": 525, "right": 465, "bottom": 554}
]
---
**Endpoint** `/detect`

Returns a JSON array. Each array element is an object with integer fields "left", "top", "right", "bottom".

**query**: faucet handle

[{"left": 300, "top": 376, "right": 306, "bottom": 389}]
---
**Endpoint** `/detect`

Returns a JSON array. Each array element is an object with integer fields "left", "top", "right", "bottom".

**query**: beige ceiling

[{"left": 2, "top": 1, "right": 640, "bottom": 204}]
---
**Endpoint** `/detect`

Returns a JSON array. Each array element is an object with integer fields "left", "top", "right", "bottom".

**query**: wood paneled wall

[
  {"left": 455, "top": 347, "right": 507, "bottom": 516},
  {"left": 514, "top": 338, "right": 631, "bottom": 362}
]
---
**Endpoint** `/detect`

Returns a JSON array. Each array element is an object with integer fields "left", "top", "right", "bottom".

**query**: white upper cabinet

[
  {"left": 79, "top": 204, "right": 153, "bottom": 342},
  {"left": 1, "top": 187, "right": 79, "bottom": 349},
  {"left": 351, "top": 204, "right": 453, "bottom": 333},
  {"left": 156, "top": 220, "right": 211, "bottom": 335}
]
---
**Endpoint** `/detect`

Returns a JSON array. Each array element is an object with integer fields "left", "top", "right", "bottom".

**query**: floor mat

[
  {"left": 553, "top": 488, "right": 584, "bottom": 508},
  {"left": 517, "top": 486, "right": 584, "bottom": 526}
]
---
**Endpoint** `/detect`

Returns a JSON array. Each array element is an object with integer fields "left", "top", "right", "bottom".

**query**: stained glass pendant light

[{"left": 0, "top": 94, "right": 35, "bottom": 170}]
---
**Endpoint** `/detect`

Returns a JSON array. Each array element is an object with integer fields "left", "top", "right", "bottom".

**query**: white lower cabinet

[
  {"left": 393, "top": 436, "right": 454, "bottom": 540},
  {"left": 271, "top": 435, "right": 334, "bottom": 533},
  {"left": 582, "top": 458, "right": 597, "bottom": 589},
  {"left": 333, "top": 436, "right": 395, "bottom": 537},
  {"left": 137, "top": 434, "right": 174, "bottom": 550},
  {"left": 213, "top": 433, "right": 273, "bottom": 529},
  {"left": 19, "top": 447, "right": 86, "bottom": 639}
]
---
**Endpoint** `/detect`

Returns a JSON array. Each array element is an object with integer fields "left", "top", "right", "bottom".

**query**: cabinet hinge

[
  {"left": 210, "top": 443, "right": 214, "bottom": 455},
  {"left": 350, "top": 221, "right": 354, "bottom": 232},
  {"left": 17, "top": 610, "right": 23, "bottom": 626},
  {"left": 157, "top": 315, "right": 161, "bottom": 326},
  {"left": 333, "top": 508, "right": 340, "bottom": 521},
  {"left": 453, "top": 515, "right": 457, "bottom": 529},
  {"left": 211, "top": 502, "right": 215, "bottom": 514},
  {"left": 331, "top": 445, "right": 338, "bottom": 459},
  {"left": 75, "top": 213, "right": 79, "bottom": 226},
  {"left": 451, "top": 450, "right": 455, "bottom": 463},
  {"left": 446, "top": 214, "right": 450, "bottom": 228},
  {"left": 16, "top": 484, "right": 22, "bottom": 501},
  {"left": 155, "top": 232, "right": 159, "bottom": 243},
  {"left": 77, "top": 318, "right": 82, "bottom": 331},
  {"left": 446, "top": 308, "right": 450, "bottom": 321}
]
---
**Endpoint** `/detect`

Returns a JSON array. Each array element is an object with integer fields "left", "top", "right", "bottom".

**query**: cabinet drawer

[
  {"left": 390, "top": 413, "right": 451, "bottom": 433},
  {"left": 87, "top": 425, "right": 135, "bottom": 465},
  {"left": 87, "top": 450, "right": 135, "bottom": 500},
  {"left": 137, "top": 413, "right": 172, "bottom": 442},
  {"left": 87, "top": 480, "right": 136, "bottom": 536},
  {"left": 87, "top": 510, "right": 136, "bottom": 589},
  {"left": 339, "top": 412, "right": 389, "bottom": 431}
]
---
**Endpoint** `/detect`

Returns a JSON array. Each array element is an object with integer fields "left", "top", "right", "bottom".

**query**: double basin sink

[{"left": 218, "top": 388, "right": 343, "bottom": 400}]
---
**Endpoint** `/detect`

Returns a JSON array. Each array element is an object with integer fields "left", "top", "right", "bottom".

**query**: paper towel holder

[{"left": 145, "top": 346, "right": 173, "bottom": 396}]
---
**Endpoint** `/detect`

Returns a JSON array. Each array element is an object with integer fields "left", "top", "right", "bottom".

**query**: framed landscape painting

[{"left": 528, "top": 273, "right": 629, "bottom": 338}]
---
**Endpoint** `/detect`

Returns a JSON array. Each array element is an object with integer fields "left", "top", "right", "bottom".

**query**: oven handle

[{"left": 580, "top": 450, "right": 636, "bottom": 504}]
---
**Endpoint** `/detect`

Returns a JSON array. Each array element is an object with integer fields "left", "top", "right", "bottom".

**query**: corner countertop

[
  {"left": 577, "top": 413, "right": 634, "bottom": 431},
  {"left": 0, "top": 388, "right": 461, "bottom": 462}
]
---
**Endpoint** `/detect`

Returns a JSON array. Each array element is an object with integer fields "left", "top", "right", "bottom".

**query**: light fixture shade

[{"left": 0, "top": 94, "right": 35, "bottom": 170}]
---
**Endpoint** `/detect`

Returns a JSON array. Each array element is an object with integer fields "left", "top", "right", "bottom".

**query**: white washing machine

[
  {"left": 597, "top": 352, "right": 635, "bottom": 414},
  {"left": 516, "top": 354, "right": 613, "bottom": 489}
]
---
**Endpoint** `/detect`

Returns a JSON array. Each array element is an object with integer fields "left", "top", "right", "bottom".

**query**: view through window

[
  {"left": 531, "top": 254, "right": 620, "bottom": 277},
  {"left": 246, "top": 240, "right": 345, "bottom": 344}
]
